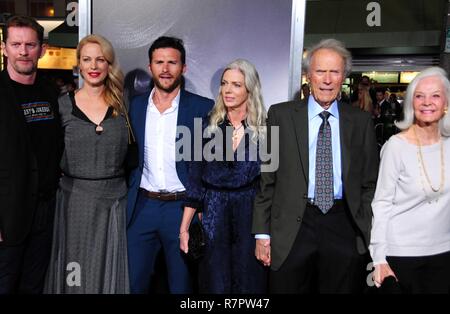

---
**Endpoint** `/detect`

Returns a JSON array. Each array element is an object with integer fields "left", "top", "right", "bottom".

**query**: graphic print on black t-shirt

[
  {"left": 11, "top": 78, "right": 62, "bottom": 197},
  {"left": 20, "top": 101, "right": 55, "bottom": 123}
]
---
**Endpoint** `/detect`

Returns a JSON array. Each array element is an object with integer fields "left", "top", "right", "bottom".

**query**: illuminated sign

[
  {"left": 400, "top": 72, "right": 419, "bottom": 84},
  {"left": 38, "top": 46, "right": 77, "bottom": 70},
  {"left": 362, "top": 72, "right": 399, "bottom": 84}
]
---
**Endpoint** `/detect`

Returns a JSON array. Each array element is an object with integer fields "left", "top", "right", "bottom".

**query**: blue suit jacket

[{"left": 126, "top": 89, "right": 214, "bottom": 226}]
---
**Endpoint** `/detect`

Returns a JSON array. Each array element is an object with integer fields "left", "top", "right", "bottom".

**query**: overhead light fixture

[{"left": 48, "top": 6, "right": 55, "bottom": 17}]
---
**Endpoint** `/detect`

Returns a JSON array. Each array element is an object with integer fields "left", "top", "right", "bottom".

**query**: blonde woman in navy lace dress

[{"left": 179, "top": 59, "right": 268, "bottom": 293}]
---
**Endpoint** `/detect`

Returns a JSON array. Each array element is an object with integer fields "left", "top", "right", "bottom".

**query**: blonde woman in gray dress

[{"left": 45, "top": 34, "right": 130, "bottom": 293}]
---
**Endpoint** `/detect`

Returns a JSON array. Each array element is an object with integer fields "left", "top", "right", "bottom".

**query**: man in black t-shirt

[{"left": 0, "top": 15, "right": 62, "bottom": 294}]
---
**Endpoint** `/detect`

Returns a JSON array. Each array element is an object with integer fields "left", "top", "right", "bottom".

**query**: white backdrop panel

[{"left": 93, "top": 0, "right": 292, "bottom": 107}]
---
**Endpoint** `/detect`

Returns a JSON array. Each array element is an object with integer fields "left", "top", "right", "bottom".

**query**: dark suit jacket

[
  {"left": 0, "top": 71, "right": 61, "bottom": 246},
  {"left": 252, "top": 99, "right": 379, "bottom": 271},
  {"left": 126, "top": 88, "right": 214, "bottom": 226},
  {"left": 379, "top": 99, "right": 392, "bottom": 117}
]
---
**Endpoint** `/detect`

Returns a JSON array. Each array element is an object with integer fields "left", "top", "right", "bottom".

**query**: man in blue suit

[{"left": 127, "top": 36, "right": 214, "bottom": 294}]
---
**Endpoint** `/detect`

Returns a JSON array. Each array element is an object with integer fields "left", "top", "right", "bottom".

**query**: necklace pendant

[{"left": 95, "top": 125, "right": 104, "bottom": 135}]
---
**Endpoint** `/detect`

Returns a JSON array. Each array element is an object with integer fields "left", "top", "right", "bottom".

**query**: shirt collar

[
  {"left": 148, "top": 87, "right": 181, "bottom": 111},
  {"left": 307, "top": 95, "right": 339, "bottom": 121}
]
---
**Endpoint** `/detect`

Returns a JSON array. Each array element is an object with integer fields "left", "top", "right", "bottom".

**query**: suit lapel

[
  {"left": 177, "top": 89, "right": 190, "bottom": 131},
  {"left": 135, "top": 93, "right": 149, "bottom": 166},
  {"left": 338, "top": 102, "right": 352, "bottom": 184},
  {"left": 175, "top": 90, "right": 192, "bottom": 185},
  {"left": 292, "top": 101, "right": 309, "bottom": 183}
]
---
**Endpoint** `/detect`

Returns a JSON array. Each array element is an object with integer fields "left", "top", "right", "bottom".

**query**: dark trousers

[
  {"left": 269, "top": 201, "right": 366, "bottom": 293},
  {"left": 0, "top": 196, "right": 55, "bottom": 294},
  {"left": 127, "top": 193, "right": 192, "bottom": 294},
  {"left": 387, "top": 250, "right": 450, "bottom": 293}
]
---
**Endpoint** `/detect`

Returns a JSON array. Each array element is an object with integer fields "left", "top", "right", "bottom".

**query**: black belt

[{"left": 139, "top": 188, "right": 186, "bottom": 201}]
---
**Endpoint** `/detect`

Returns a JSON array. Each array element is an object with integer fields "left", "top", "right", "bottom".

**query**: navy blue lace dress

[{"left": 186, "top": 120, "right": 267, "bottom": 293}]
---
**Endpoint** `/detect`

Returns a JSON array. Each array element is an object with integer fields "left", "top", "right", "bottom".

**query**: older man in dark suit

[{"left": 252, "top": 39, "right": 379, "bottom": 293}]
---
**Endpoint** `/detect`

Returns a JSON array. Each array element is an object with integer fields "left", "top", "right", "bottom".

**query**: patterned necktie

[{"left": 314, "top": 111, "right": 334, "bottom": 214}]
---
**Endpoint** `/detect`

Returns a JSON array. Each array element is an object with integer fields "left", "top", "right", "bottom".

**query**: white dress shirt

[{"left": 139, "top": 88, "right": 185, "bottom": 192}]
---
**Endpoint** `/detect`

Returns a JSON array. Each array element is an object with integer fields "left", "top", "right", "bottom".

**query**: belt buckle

[{"left": 158, "top": 189, "right": 169, "bottom": 199}]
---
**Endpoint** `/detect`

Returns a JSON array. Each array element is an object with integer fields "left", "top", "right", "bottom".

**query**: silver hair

[
  {"left": 302, "top": 38, "right": 352, "bottom": 77},
  {"left": 395, "top": 66, "right": 450, "bottom": 137}
]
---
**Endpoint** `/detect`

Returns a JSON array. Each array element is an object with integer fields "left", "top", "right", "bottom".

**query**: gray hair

[
  {"left": 302, "top": 38, "right": 352, "bottom": 77},
  {"left": 395, "top": 66, "right": 450, "bottom": 137}
]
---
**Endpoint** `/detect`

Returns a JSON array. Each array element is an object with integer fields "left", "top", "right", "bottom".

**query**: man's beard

[
  {"left": 13, "top": 62, "right": 38, "bottom": 76},
  {"left": 153, "top": 75, "right": 182, "bottom": 93}
]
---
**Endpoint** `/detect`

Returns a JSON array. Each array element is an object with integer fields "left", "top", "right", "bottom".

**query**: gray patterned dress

[{"left": 45, "top": 93, "right": 129, "bottom": 294}]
